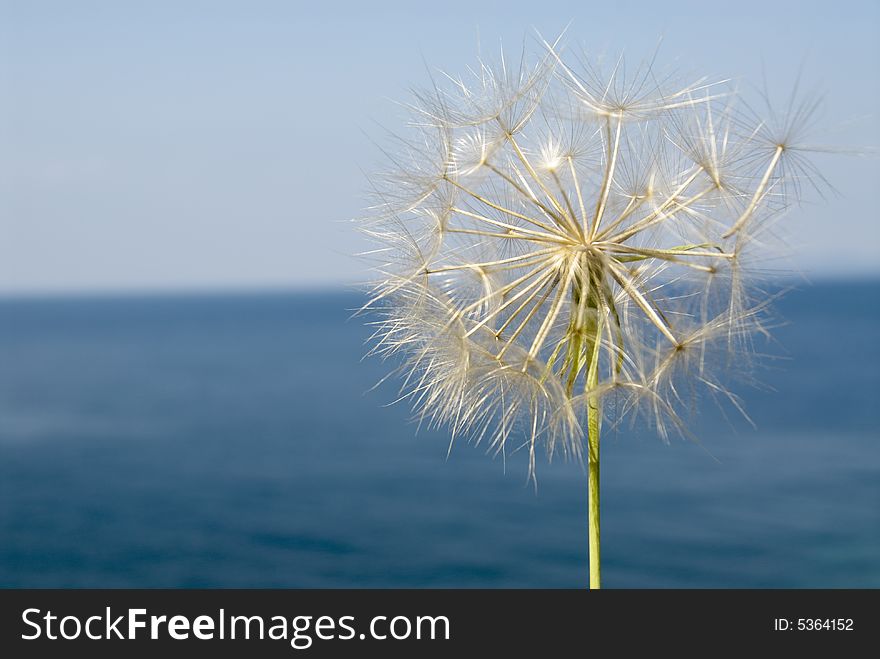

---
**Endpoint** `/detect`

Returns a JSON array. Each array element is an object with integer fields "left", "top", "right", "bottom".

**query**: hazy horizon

[{"left": 0, "top": 273, "right": 877, "bottom": 302}]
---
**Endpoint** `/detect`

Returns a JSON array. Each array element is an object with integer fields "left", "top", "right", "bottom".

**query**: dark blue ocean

[{"left": 0, "top": 282, "right": 877, "bottom": 588}]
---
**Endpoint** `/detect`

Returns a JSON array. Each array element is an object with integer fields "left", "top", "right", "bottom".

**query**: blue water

[{"left": 0, "top": 283, "right": 877, "bottom": 588}]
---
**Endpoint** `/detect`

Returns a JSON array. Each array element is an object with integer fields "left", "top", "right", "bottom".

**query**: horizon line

[{"left": 0, "top": 272, "right": 878, "bottom": 302}]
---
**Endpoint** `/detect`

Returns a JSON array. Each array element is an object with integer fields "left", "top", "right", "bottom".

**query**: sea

[{"left": 0, "top": 282, "right": 877, "bottom": 588}]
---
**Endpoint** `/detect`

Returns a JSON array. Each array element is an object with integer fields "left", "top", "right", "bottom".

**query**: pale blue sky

[{"left": 1, "top": 0, "right": 878, "bottom": 293}]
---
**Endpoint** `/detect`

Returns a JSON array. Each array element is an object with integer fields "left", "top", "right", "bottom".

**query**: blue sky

[{"left": 1, "top": 0, "right": 878, "bottom": 293}]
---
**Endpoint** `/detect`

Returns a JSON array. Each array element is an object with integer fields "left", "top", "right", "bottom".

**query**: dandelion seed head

[{"left": 360, "top": 37, "right": 829, "bottom": 479}]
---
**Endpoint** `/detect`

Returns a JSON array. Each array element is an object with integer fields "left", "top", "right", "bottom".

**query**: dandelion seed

[{"left": 358, "top": 36, "right": 831, "bottom": 589}]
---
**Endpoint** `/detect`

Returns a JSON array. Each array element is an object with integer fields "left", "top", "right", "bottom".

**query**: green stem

[
  {"left": 569, "top": 253, "right": 603, "bottom": 589},
  {"left": 587, "top": 392, "right": 601, "bottom": 589},
  {"left": 585, "top": 288, "right": 603, "bottom": 590}
]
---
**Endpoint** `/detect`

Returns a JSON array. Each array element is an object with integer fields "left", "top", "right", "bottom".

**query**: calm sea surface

[{"left": 0, "top": 282, "right": 877, "bottom": 587}]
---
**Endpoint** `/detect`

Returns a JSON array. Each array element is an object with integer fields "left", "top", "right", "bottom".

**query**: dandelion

[{"left": 359, "top": 36, "right": 826, "bottom": 589}]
